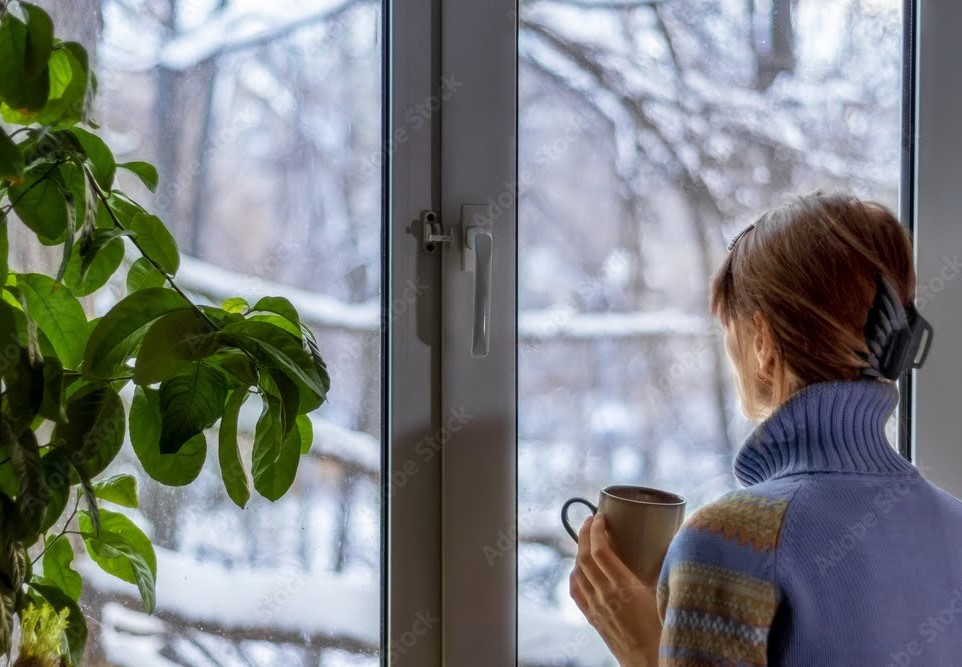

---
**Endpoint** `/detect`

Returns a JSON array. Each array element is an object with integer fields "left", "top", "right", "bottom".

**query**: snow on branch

[
  {"left": 178, "top": 254, "right": 379, "bottom": 334},
  {"left": 156, "top": 0, "right": 369, "bottom": 70},
  {"left": 520, "top": 307, "right": 706, "bottom": 340},
  {"left": 178, "top": 255, "right": 709, "bottom": 341}
]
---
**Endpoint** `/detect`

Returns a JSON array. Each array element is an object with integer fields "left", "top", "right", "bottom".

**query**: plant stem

[
  {"left": 31, "top": 494, "right": 81, "bottom": 567},
  {"left": 83, "top": 165, "right": 264, "bottom": 372},
  {"left": 85, "top": 169, "right": 221, "bottom": 331}
]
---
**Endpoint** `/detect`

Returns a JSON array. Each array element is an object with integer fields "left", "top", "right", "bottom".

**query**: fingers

[
  {"left": 576, "top": 515, "right": 611, "bottom": 595},
  {"left": 569, "top": 566, "right": 593, "bottom": 611},
  {"left": 589, "top": 514, "right": 637, "bottom": 587}
]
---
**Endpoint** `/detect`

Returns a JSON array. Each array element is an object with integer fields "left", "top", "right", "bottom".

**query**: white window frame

[
  {"left": 912, "top": 0, "right": 962, "bottom": 498},
  {"left": 387, "top": 0, "right": 445, "bottom": 664},
  {"left": 387, "top": 0, "right": 962, "bottom": 663}
]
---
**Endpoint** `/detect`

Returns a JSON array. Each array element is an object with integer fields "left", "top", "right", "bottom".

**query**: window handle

[{"left": 461, "top": 205, "right": 493, "bottom": 358}]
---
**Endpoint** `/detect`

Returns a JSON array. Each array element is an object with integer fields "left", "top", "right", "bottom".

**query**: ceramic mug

[{"left": 562, "top": 485, "right": 686, "bottom": 584}]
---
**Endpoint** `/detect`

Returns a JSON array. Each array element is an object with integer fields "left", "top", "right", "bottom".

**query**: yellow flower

[{"left": 14, "top": 602, "right": 69, "bottom": 667}]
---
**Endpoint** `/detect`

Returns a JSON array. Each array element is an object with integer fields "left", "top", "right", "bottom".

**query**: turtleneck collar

[{"left": 733, "top": 378, "right": 918, "bottom": 487}]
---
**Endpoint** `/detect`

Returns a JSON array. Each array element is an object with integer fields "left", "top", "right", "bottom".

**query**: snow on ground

[
  {"left": 520, "top": 600, "right": 617, "bottom": 666},
  {"left": 88, "top": 550, "right": 621, "bottom": 666},
  {"left": 83, "top": 546, "right": 379, "bottom": 644}
]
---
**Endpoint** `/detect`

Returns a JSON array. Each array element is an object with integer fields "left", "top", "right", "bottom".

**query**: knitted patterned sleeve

[{"left": 654, "top": 490, "right": 792, "bottom": 666}]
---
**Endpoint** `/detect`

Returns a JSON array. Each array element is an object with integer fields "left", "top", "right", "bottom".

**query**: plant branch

[
  {"left": 83, "top": 165, "right": 264, "bottom": 373},
  {"left": 31, "top": 494, "right": 81, "bottom": 567},
  {"left": 85, "top": 170, "right": 219, "bottom": 330}
]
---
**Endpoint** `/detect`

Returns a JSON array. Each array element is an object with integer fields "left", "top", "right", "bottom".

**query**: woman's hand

[{"left": 569, "top": 513, "right": 662, "bottom": 667}]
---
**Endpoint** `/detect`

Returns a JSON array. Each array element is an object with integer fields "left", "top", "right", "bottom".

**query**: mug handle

[{"left": 561, "top": 497, "right": 598, "bottom": 542}]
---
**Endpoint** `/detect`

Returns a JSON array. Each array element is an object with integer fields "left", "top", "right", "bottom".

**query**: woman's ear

[{"left": 752, "top": 310, "right": 775, "bottom": 374}]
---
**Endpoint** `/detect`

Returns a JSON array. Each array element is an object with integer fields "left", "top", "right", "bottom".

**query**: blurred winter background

[{"left": 9, "top": 0, "right": 902, "bottom": 664}]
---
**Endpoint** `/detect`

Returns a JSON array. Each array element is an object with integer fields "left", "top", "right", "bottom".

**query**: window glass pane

[
  {"left": 10, "top": 1, "right": 383, "bottom": 663},
  {"left": 517, "top": 1, "right": 903, "bottom": 664}
]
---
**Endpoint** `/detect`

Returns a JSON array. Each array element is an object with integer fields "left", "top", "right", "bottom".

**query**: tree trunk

[{"left": 754, "top": 0, "right": 796, "bottom": 90}]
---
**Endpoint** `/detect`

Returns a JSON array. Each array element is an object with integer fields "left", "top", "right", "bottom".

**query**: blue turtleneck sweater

[{"left": 655, "top": 378, "right": 962, "bottom": 666}]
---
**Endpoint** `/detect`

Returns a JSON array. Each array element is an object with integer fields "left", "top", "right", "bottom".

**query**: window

[
  {"left": 516, "top": 1, "right": 904, "bottom": 663},
  {"left": 12, "top": 1, "right": 385, "bottom": 663},
  {"left": 11, "top": 0, "right": 962, "bottom": 664}
]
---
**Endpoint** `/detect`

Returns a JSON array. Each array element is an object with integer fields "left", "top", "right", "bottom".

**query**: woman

[{"left": 569, "top": 191, "right": 962, "bottom": 666}]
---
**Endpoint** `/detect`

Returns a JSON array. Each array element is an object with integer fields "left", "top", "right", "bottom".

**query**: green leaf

[
  {"left": 3, "top": 42, "right": 90, "bottom": 126},
  {"left": 59, "top": 160, "right": 93, "bottom": 236},
  {"left": 78, "top": 508, "right": 156, "bottom": 614},
  {"left": 10, "top": 429, "right": 48, "bottom": 542},
  {"left": 158, "top": 361, "right": 228, "bottom": 454},
  {"left": 126, "top": 212, "right": 179, "bottom": 275},
  {"left": 218, "top": 389, "right": 250, "bottom": 508},
  {"left": 0, "top": 423, "right": 18, "bottom": 498},
  {"left": 50, "top": 42, "right": 92, "bottom": 125},
  {"left": 29, "top": 580, "right": 87, "bottom": 665},
  {"left": 297, "top": 414, "right": 313, "bottom": 454},
  {"left": 2, "top": 347, "right": 44, "bottom": 433},
  {"left": 0, "top": 127, "right": 24, "bottom": 183},
  {"left": 82, "top": 287, "right": 191, "bottom": 378},
  {"left": 62, "top": 233, "right": 124, "bottom": 296},
  {"left": 250, "top": 296, "right": 301, "bottom": 328},
  {"left": 133, "top": 309, "right": 217, "bottom": 385},
  {"left": 117, "top": 161, "right": 158, "bottom": 192},
  {"left": 208, "top": 350, "right": 258, "bottom": 388},
  {"left": 54, "top": 179, "right": 77, "bottom": 283},
  {"left": 0, "top": 299, "right": 16, "bottom": 375},
  {"left": 222, "top": 297, "right": 248, "bottom": 314},
  {"left": 0, "top": 14, "right": 49, "bottom": 112},
  {"left": 21, "top": 3, "right": 54, "bottom": 80},
  {"left": 0, "top": 591, "right": 10, "bottom": 658},
  {"left": 39, "top": 450, "right": 70, "bottom": 533},
  {"left": 74, "top": 466, "right": 100, "bottom": 533},
  {"left": 42, "top": 537, "right": 81, "bottom": 601},
  {"left": 39, "top": 355, "right": 66, "bottom": 422},
  {"left": 0, "top": 217, "right": 8, "bottom": 284},
  {"left": 8, "top": 166, "right": 67, "bottom": 245},
  {"left": 17, "top": 273, "right": 88, "bottom": 369},
  {"left": 252, "top": 393, "right": 302, "bottom": 501},
  {"left": 264, "top": 369, "right": 299, "bottom": 437},
  {"left": 302, "top": 324, "right": 331, "bottom": 393},
  {"left": 65, "top": 127, "right": 115, "bottom": 190},
  {"left": 126, "top": 257, "right": 166, "bottom": 294},
  {"left": 92, "top": 474, "right": 138, "bottom": 509},
  {"left": 130, "top": 386, "right": 206, "bottom": 486},
  {"left": 247, "top": 313, "right": 301, "bottom": 338},
  {"left": 222, "top": 320, "right": 328, "bottom": 413},
  {"left": 51, "top": 383, "right": 125, "bottom": 479}
]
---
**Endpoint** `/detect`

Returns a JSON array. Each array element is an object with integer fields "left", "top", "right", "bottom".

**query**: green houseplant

[{"left": 0, "top": 2, "right": 330, "bottom": 663}]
